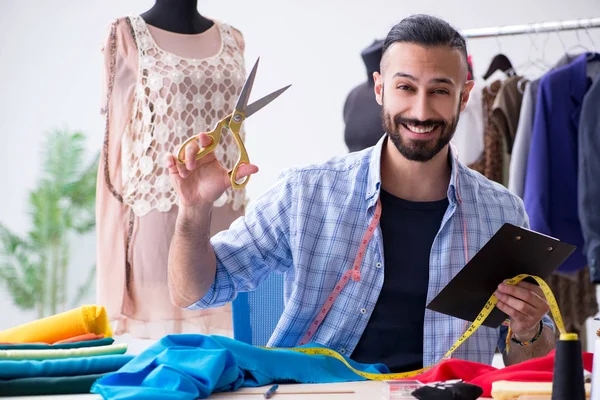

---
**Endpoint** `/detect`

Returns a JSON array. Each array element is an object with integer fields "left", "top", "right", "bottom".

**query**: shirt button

[
  {"left": 376, "top": 262, "right": 382, "bottom": 269},
  {"left": 360, "top": 308, "right": 367, "bottom": 314},
  {"left": 339, "top": 348, "right": 346, "bottom": 354}
]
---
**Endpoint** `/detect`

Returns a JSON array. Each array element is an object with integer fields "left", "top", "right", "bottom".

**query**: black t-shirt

[{"left": 350, "top": 189, "right": 449, "bottom": 373}]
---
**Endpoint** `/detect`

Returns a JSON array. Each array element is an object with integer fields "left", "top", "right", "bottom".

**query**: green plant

[{"left": 0, "top": 130, "right": 99, "bottom": 318}]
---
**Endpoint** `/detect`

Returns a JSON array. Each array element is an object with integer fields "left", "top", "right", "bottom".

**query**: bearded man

[{"left": 165, "top": 14, "right": 556, "bottom": 373}]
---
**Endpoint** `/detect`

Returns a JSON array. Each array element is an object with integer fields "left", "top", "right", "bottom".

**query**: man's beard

[{"left": 381, "top": 100, "right": 461, "bottom": 162}]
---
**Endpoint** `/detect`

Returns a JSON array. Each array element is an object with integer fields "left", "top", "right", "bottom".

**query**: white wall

[{"left": 1, "top": 0, "right": 599, "bottom": 341}]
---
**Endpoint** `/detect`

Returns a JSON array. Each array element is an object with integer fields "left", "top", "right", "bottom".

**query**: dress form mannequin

[
  {"left": 140, "top": 0, "right": 213, "bottom": 34},
  {"left": 343, "top": 39, "right": 385, "bottom": 152},
  {"left": 96, "top": 5, "right": 248, "bottom": 340}
]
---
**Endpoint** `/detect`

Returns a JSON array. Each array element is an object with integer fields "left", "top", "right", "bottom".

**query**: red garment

[{"left": 396, "top": 351, "right": 593, "bottom": 397}]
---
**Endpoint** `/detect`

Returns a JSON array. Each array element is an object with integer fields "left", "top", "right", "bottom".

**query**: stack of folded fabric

[{"left": 0, "top": 305, "right": 133, "bottom": 397}]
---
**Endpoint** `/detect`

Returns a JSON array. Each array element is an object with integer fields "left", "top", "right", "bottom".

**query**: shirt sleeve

[{"left": 187, "top": 170, "right": 297, "bottom": 309}]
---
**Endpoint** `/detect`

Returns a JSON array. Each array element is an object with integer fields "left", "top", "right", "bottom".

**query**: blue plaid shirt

[{"left": 190, "top": 136, "right": 554, "bottom": 366}]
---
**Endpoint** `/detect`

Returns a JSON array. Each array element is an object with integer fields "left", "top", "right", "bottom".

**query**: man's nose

[{"left": 411, "top": 93, "right": 434, "bottom": 122}]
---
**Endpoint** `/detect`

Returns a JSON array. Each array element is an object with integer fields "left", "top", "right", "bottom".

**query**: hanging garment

[
  {"left": 578, "top": 67, "right": 600, "bottom": 282},
  {"left": 96, "top": 15, "right": 248, "bottom": 339},
  {"left": 508, "top": 81, "right": 535, "bottom": 198},
  {"left": 506, "top": 53, "right": 596, "bottom": 334},
  {"left": 451, "top": 80, "right": 484, "bottom": 166},
  {"left": 470, "top": 76, "right": 528, "bottom": 186},
  {"left": 491, "top": 75, "right": 528, "bottom": 187},
  {"left": 523, "top": 53, "right": 594, "bottom": 273},
  {"left": 491, "top": 75, "right": 528, "bottom": 155},
  {"left": 508, "top": 53, "right": 579, "bottom": 199},
  {"left": 468, "top": 80, "right": 502, "bottom": 182}
]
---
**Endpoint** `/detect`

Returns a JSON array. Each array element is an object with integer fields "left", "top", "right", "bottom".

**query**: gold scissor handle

[
  {"left": 176, "top": 117, "right": 226, "bottom": 164},
  {"left": 176, "top": 111, "right": 251, "bottom": 189},
  {"left": 227, "top": 110, "right": 251, "bottom": 189}
]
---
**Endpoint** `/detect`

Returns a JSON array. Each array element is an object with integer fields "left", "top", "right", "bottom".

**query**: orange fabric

[
  {"left": 53, "top": 333, "right": 105, "bottom": 344},
  {"left": 0, "top": 306, "right": 112, "bottom": 344}
]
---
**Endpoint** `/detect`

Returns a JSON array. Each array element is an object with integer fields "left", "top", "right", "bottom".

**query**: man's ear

[
  {"left": 374, "top": 72, "right": 383, "bottom": 105},
  {"left": 459, "top": 80, "right": 475, "bottom": 112}
]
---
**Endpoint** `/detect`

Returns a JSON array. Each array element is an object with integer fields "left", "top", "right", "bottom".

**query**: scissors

[{"left": 176, "top": 58, "right": 291, "bottom": 189}]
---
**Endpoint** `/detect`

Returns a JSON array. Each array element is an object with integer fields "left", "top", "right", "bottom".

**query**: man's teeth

[{"left": 406, "top": 124, "right": 435, "bottom": 133}]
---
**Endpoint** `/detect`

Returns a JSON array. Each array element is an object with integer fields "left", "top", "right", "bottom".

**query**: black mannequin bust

[
  {"left": 140, "top": 0, "right": 214, "bottom": 34},
  {"left": 343, "top": 39, "right": 385, "bottom": 153}
]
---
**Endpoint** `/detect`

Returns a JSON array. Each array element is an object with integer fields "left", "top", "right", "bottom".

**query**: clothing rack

[{"left": 461, "top": 17, "right": 600, "bottom": 39}]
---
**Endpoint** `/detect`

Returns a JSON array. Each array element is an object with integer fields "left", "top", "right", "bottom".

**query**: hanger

[
  {"left": 509, "top": 27, "right": 551, "bottom": 90},
  {"left": 580, "top": 20, "right": 599, "bottom": 62},
  {"left": 564, "top": 21, "right": 592, "bottom": 56},
  {"left": 482, "top": 53, "right": 517, "bottom": 80},
  {"left": 482, "top": 31, "right": 517, "bottom": 80}
]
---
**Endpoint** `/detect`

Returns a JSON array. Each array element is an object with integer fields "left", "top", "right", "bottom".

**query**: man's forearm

[
  {"left": 502, "top": 325, "right": 556, "bottom": 366},
  {"left": 168, "top": 203, "right": 217, "bottom": 308}
]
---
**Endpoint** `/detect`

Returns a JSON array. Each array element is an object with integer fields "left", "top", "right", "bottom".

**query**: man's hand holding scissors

[
  {"left": 164, "top": 134, "right": 258, "bottom": 209},
  {"left": 164, "top": 58, "right": 290, "bottom": 309}
]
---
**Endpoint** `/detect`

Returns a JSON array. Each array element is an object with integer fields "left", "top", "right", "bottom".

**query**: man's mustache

[{"left": 394, "top": 116, "right": 446, "bottom": 129}]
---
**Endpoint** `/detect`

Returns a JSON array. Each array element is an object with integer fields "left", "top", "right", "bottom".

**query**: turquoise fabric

[
  {"left": 0, "top": 354, "right": 134, "bottom": 379},
  {"left": 91, "top": 334, "right": 389, "bottom": 400},
  {"left": 0, "top": 373, "right": 107, "bottom": 396}
]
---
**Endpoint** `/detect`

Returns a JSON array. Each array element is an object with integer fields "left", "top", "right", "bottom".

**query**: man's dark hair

[{"left": 382, "top": 14, "right": 468, "bottom": 73}]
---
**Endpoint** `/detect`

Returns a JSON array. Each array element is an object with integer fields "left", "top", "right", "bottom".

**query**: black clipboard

[{"left": 426, "top": 223, "right": 576, "bottom": 328}]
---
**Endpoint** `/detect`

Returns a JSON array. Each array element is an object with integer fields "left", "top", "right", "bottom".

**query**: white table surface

[
  {"left": 1, "top": 382, "right": 382, "bottom": 400},
  {"left": 0, "top": 381, "right": 494, "bottom": 399}
]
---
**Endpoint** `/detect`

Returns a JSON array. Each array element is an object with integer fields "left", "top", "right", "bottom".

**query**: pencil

[{"left": 263, "top": 384, "right": 278, "bottom": 398}]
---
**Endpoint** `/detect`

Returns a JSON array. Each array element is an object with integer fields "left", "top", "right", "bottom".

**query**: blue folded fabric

[
  {"left": 0, "top": 354, "right": 134, "bottom": 380},
  {"left": 91, "top": 334, "right": 389, "bottom": 400}
]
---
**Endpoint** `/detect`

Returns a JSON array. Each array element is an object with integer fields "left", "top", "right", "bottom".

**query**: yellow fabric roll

[
  {"left": 0, "top": 343, "right": 127, "bottom": 360},
  {"left": 0, "top": 305, "right": 113, "bottom": 344},
  {"left": 491, "top": 381, "right": 591, "bottom": 399}
]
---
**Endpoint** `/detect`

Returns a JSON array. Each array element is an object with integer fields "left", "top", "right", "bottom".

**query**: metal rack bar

[{"left": 461, "top": 17, "right": 600, "bottom": 39}]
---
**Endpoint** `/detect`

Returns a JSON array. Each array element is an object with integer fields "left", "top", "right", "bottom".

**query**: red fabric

[
  {"left": 396, "top": 351, "right": 593, "bottom": 397},
  {"left": 467, "top": 54, "right": 474, "bottom": 80}
]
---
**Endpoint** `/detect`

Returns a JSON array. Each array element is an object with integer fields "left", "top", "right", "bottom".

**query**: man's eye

[
  {"left": 397, "top": 85, "right": 412, "bottom": 91},
  {"left": 433, "top": 89, "right": 450, "bottom": 95}
]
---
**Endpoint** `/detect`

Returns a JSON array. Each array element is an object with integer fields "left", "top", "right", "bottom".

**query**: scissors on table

[{"left": 176, "top": 58, "right": 291, "bottom": 189}]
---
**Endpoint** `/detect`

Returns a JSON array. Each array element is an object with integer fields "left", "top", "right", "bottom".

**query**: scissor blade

[
  {"left": 234, "top": 58, "right": 260, "bottom": 113},
  {"left": 245, "top": 85, "right": 292, "bottom": 118}
]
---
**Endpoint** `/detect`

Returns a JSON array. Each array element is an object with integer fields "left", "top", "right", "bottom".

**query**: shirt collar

[{"left": 365, "top": 135, "right": 461, "bottom": 206}]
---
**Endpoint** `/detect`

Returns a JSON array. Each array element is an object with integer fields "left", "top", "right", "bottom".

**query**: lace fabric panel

[{"left": 122, "top": 15, "right": 248, "bottom": 217}]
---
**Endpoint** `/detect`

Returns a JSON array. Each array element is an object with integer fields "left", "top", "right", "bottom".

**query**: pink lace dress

[{"left": 95, "top": 15, "right": 248, "bottom": 339}]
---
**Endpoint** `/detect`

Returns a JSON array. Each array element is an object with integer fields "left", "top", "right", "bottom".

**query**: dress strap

[{"left": 101, "top": 19, "right": 124, "bottom": 203}]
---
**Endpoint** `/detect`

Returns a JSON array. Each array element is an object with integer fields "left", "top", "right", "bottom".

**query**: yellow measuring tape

[{"left": 263, "top": 274, "right": 567, "bottom": 380}]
